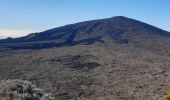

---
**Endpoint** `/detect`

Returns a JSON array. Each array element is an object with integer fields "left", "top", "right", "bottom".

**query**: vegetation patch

[
  {"left": 57, "top": 55, "right": 100, "bottom": 70},
  {"left": 0, "top": 79, "right": 55, "bottom": 100},
  {"left": 163, "top": 84, "right": 170, "bottom": 100}
]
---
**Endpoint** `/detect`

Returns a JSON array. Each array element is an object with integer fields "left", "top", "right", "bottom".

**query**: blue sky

[{"left": 0, "top": 0, "right": 170, "bottom": 38}]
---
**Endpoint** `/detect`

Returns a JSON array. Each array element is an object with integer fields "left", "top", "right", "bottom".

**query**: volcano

[{"left": 0, "top": 16, "right": 169, "bottom": 49}]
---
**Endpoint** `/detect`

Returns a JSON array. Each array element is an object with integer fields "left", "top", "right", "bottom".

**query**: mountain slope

[
  {"left": 0, "top": 16, "right": 169, "bottom": 49},
  {"left": 1, "top": 16, "right": 170, "bottom": 100}
]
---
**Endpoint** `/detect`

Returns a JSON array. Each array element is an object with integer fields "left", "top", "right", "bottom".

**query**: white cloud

[{"left": 0, "top": 29, "right": 40, "bottom": 39}]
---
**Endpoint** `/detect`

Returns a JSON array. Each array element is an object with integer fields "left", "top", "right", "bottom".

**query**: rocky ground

[{"left": 0, "top": 43, "right": 170, "bottom": 100}]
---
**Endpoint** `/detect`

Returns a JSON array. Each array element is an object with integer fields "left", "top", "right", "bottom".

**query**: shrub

[
  {"left": 0, "top": 79, "right": 55, "bottom": 100},
  {"left": 163, "top": 84, "right": 170, "bottom": 100}
]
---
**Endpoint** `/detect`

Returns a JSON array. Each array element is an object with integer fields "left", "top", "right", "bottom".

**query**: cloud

[{"left": 0, "top": 29, "right": 40, "bottom": 39}]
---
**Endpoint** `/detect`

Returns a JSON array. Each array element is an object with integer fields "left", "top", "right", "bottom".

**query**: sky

[{"left": 0, "top": 0, "right": 170, "bottom": 39}]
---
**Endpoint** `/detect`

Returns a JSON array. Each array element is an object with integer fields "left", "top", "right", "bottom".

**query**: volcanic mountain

[
  {"left": 1, "top": 16, "right": 170, "bottom": 100},
  {"left": 0, "top": 16, "right": 169, "bottom": 49}
]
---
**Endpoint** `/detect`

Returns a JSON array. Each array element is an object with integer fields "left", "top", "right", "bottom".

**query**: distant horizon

[{"left": 0, "top": 0, "right": 170, "bottom": 39}]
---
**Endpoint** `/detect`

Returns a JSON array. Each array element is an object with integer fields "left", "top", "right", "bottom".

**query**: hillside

[
  {"left": 0, "top": 16, "right": 169, "bottom": 50},
  {"left": 0, "top": 16, "right": 170, "bottom": 100}
]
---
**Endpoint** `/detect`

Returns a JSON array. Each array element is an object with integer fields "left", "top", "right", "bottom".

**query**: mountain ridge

[{"left": 0, "top": 16, "right": 170, "bottom": 49}]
